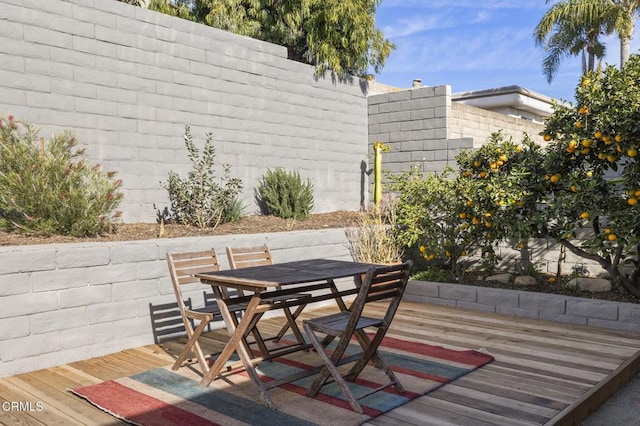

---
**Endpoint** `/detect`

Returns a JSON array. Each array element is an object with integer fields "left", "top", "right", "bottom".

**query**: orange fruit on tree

[
  {"left": 604, "top": 228, "right": 612, "bottom": 234},
  {"left": 628, "top": 197, "right": 638, "bottom": 206},
  {"left": 594, "top": 131, "right": 602, "bottom": 139},
  {"left": 581, "top": 148, "right": 591, "bottom": 155},
  {"left": 550, "top": 174, "right": 561, "bottom": 183},
  {"left": 580, "top": 211, "right": 589, "bottom": 219},
  {"left": 608, "top": 234, "right": 618, "bottom": 241},
  {"left": 543, "top": 134, "right": 552, "bottom": 141},
  {"left": 615, "top": 134, "right": 622, "bottom": 142},
  {"left": 575, "top": 121, "right": 584, "bottom": 128},
  {"left": 607, "top": 154, "right": 617, "bottom": 163},
  {"left": 581, "top": 139, "right": 592, "bottom": 147},
  {"left": 635, "top": 190, "right": 640, "bottom": 197},
  {"left": 603, "top": 135, "right": 612, "bottom": 144},
  {"left": 570, "top": 185, "right": 577, "bottom": 192},
  {"left": 547, "top": 277, "right": 557, "bottom": 283},
  {"left": 479, "top": 171, "right": 487, "bottom": 178},
  {"left": 627, "top": 148, "right": 638, "bottom": 157},
  {"left": 473, "top": 160, "right": 481, "bottom": 168}
]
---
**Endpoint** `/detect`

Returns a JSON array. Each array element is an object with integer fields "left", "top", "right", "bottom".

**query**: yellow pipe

[{"left": 372, "top": 141, "right": 389, "bottom": 206}]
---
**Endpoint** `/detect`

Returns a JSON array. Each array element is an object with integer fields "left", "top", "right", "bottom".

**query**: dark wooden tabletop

[{"left": 195, "top": 258, "right": 379, "bottom": 289}]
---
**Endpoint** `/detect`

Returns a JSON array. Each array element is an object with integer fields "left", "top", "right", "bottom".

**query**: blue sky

[{"left": 373, "top": 1, "right": 639, "bottom": 102}]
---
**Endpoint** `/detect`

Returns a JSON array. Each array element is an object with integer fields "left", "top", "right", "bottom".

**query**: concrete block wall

[
  {"left": 450, "top": 102, "right": 546, "bottom": 149},
  {"left": 0, "top": 0, "right": 369, "bottom": 222},
  {"left": 368, "top": 85, "right": 546, "bottom": 175},
  {"left": 0, "top": 228, "right": 353, "bottom": 378},
  {"left": 405, "top": 280, "right": 640, "bottom": 333},
  {"left": 368, "top": 85, "right": 466, "bottom": 174}
]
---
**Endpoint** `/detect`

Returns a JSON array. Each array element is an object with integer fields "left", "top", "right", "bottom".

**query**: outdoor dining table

[{"left": 195, "top": 258, "right": 384, "bottom": 409}]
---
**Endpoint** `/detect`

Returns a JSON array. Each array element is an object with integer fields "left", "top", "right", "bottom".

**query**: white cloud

[{"left": 382, "top": 15, "right": 451, "bottom": 38}]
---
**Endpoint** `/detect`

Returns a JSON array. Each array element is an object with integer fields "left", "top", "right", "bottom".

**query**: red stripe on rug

[
  {"left": 280, "top": 382, "right": 383, "bottom": 417},
  {"left": 391, "top": 366, "right": 451, "bottom": 384},
  {"left": 73, "top": 380, "right": 218, "bottom": 426},
  {"left": 269, "top": 356, "right": 423, "bottom": 397},
  {"left": 378, "top": 336, "right": 493, "bottom": 367}
]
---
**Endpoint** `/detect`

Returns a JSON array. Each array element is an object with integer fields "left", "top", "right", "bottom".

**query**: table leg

[{"left": 200, "top": 292, "right": 276, "bottom": 409}]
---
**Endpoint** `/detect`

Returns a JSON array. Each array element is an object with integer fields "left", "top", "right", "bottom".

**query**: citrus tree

[
  {"left": 386, "top": 167, "right": 475, "bottom": 280},
  {"left": 540, "top": 54, "right": 640, "bottom": 298},
  {"left": 456, "top": 133, "right": 547, "bottom": 271}
]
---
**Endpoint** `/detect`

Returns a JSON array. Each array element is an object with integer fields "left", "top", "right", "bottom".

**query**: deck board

[{"left": 0, "top": 301, "right": 638, "bottom": 426}]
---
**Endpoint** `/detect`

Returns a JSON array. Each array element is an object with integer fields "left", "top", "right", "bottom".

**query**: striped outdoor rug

[{"left": 71, "top": 336, "right": 493, "bottom": 425}]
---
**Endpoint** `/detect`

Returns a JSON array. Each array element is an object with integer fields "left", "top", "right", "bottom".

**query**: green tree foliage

[
  {"left": 540, "top": 55, "right": 640, "bottom": 298},
  {"left": 607, "top": 0, "right": 640, "bottom": 66},
  {"left": 389, "top": 135, "right": 545, "bottom": 280},
  {"left": 536, "top": 0, "right": 640, "bottom": 77},
  {"left": 0, "top": 116, "right": 123, "bottom": 236},
  {"left": 124, "top": 0, "right": 394, "bottom": 80},
  {"left": 147, "top": 0, "right": 194, "bottom": 19},
  {"left": 535, "top": 0, "right": 612, "bottom": 83},
  {"left": 255, "top": 168, "right": 314, "bottom": 220},
  {"left": 161, "top": 126, "right": 243, "bottom": 229}
]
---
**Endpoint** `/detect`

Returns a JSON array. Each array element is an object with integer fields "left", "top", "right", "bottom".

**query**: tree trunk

[
  {"left": 620, "top": 35, "right": 632, "bottom": 67},
  {"left": 562, "top": 240, "right": 640, "bottom": 299}
]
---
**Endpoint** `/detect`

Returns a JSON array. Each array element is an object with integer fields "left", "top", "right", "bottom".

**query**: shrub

[
  {"left": 345, "top": 199, "right": 404, "bottom": 264},
  {"left": 387, "top": 133, "right": 545, "bottom": 280},
  {"left": 0, "top": 115, "right": 123, "bottom": 236},
  {"left": 161, "top": 126, "right": 243, "bottom": 229},
  {"left": 255, "top": 168, "right": 314, "bottom": 220}
]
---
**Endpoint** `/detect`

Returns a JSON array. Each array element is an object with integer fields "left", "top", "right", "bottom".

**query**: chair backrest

[
  {"left": 166, "top": 249, "right": 221, "bottom": 313},
  {"left": 226, "top": 245, "right": 273, "bottom": 269},
  {"left": 351, "top": 260, "right": 413, "bottom": 327}
]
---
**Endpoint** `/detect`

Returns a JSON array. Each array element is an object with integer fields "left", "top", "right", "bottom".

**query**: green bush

[
  {"left": 0, "top": 115, "right": 123, "bottom": 236},
  {"left": 161, "top": 126, "right": 243, "bottom": 229},
  {"left": 255, "top": 168, "right": 314, "bottom": 220}
]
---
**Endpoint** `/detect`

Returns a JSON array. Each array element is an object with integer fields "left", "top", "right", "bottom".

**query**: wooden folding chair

[
  {"left": 226, "top": 245, "right": 309, "bottom": 346},
  {"left": 302, "top": 260, "right": 413, "bottom": 413},
  {"left": 167, "top": 249, "right": 258, "bottom": 374}
]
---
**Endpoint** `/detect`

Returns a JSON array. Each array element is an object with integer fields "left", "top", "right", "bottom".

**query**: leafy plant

[
  {"left": 255, "top": 168, "right": 314, "bottom": 220},
  {"left": 570, "top": 263, "right": 590, "bottom": 278},
  {"left": 161, "top": 126, "right": 243, "bottom": 229},
  {"left": 537, "top": 55, "right": 640, "bottom": 298},
  {"left": 411, "top": 267, "right": 452, "bottom": 283},
  {"left": 0, "top": 115, "right": 123, "bottom": 236},
  {"left": 345, "top": 199, "right": 404, "bottom": 264}
]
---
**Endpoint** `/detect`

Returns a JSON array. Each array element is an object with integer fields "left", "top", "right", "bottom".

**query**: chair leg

[
  {"left": 303, "top": 323, "right": 363, "bottom": 413},
  {"left": 274, "top": 305, "right": 306, "bottom": 344},
  {"left": 345, "top": 329, "right": 404, "bottom": 393},
  {"left": 173, "top": 319, "right": 210, "bottom": 375}
]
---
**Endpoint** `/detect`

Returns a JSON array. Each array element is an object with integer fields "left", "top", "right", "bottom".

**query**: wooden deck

[{"left": 1, "top": 301, "right": 639, "bottom": 426}]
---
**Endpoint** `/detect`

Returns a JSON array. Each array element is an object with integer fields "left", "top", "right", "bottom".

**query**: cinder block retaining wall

[
  {"left": 0, "top": 0, "right": 369, "bottom": 222},
  {"left": 0, "top": 228, "right": 352, "bottom": 378},
  {"left": 405, "top": 280, "right": 640, "bottom": 333}
]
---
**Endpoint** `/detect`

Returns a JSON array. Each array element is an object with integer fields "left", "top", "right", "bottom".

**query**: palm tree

[
  {"left": 535, "top": 0, "right": 613, "bottom": 82},
  {"left": 607, "top": 0, "right": 640, "bottom": 66}
]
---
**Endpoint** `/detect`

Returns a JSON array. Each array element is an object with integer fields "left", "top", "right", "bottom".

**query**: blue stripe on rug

[{"left": 131, "top": 368, "right": 315, "bottom": 426}]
